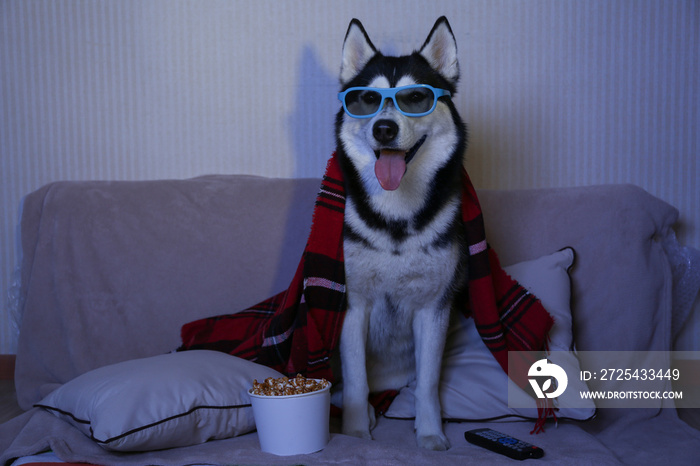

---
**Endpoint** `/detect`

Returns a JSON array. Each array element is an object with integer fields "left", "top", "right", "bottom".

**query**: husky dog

[{"left": 336, "top": 17, "right": 468, "bottom": 451}]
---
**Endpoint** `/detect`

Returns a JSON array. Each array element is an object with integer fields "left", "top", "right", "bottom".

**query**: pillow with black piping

[
  {"left": 35, "top": 350, "right": 284, "bottom": 452},
  {"left": 384, "top": 248, "right": 597, "bottom": 422}
]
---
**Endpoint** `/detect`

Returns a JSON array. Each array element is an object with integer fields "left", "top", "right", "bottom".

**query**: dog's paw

[
  {"left": 417, "top": 434, "right": 451, "bottom": 451},
  {"left": 342, "top": 401, "right": 375, "bottom": 440},
  {"left": 368, "top": 403, "right": 377, "bottom": 430},
  {"left": 343, "top": 412, "right": 377, "bottom": 440},
  {"left": 345, "top": 429, "right": 373, "bottom": 441}
]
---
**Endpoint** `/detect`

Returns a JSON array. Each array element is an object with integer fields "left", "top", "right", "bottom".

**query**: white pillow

[
  {"left": 384, "top": 248, "right": 596, "bottom": 422},
  {"left": 35, "top": 350, "right": 284, "bottom": 452}
]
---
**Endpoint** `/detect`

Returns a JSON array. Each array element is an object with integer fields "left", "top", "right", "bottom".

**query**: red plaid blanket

[{"left": 180, "top": 153, "right": 554, "bottom": 428}]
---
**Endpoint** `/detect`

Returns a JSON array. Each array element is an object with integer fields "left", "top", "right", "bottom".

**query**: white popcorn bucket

[{"left": 248, "top": 380, "right": 331, "bottom": 456}]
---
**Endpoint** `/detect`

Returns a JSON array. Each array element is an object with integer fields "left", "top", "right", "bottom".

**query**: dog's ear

[
  {"left": 419, "top": 17, "right": 459, "bottom": 83},
  {"left": 340, "top": 19, "right": 377, "bottom": 85}
]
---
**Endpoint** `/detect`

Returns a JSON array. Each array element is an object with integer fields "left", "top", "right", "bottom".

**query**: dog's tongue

[{"left": 375, "top": 149, "right": 407, "bottom": 191}]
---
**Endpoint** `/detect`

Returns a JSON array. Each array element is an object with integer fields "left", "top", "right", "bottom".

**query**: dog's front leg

[
  {"left": 340, "top": 302, "right": 375, "bottom": 440},
  {"left": 413, "top": 308, "right": 451, "bottom": 450}
]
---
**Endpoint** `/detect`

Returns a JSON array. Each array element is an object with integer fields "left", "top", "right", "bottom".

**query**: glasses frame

[{"left": 338, "top": 84, "right": 452, "bottom": 119}]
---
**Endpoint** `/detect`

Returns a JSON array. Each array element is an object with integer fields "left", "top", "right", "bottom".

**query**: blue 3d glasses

[{"left": 338, "top": 84, "right": 452, "bottom": 119}]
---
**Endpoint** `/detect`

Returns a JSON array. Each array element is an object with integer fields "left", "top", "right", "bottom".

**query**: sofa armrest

[{"left": 673, "top": 359, "right": 700, "bottom": 431}]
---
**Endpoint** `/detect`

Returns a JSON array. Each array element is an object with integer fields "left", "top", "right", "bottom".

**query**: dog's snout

[{"left": 372, "top": 119, "right": 399, "bottom": 145}]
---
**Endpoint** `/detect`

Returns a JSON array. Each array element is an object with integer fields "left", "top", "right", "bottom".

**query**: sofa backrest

[
  {"left": 479, "top": 184, "right": 678, "bottom": 354},
  {"left": 15, "top": 175, "right": 320, "bottom": 409},
  {"left": 14, "top": 176, "right": 679, "bottom": 410}
]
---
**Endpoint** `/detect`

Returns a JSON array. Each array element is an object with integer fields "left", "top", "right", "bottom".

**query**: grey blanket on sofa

[
  {"left": 4, "top": 406, "right": 697, "bottom": 465},
  {"left": 2, "top": 175, "right": 700, "bottom": 465}
]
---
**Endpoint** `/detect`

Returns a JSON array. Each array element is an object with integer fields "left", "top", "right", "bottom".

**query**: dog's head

[{"left": 336, "top": 17, "right": 465, "bottom": 193}]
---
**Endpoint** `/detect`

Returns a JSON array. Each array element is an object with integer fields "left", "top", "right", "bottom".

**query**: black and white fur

[{"left": 336, "top": 17, "right": 468, "bottom": 451}]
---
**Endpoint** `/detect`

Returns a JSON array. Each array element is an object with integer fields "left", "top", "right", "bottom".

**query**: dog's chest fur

[{"left": 343, "top": 190, "right": 464, "bottom": 390}]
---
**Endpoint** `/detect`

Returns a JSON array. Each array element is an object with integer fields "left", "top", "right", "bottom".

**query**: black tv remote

[{"left": 464, "top": 428, "right": 544, "bottom": 460}]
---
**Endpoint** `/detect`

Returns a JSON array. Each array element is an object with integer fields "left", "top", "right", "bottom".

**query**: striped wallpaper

[{"left": 1, "top": 0, "right": 698, "bottom": 354}]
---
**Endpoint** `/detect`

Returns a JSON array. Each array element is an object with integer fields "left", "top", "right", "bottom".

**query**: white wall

[{"left": 1, "top": 0, "right": 698, "bottom": 353}]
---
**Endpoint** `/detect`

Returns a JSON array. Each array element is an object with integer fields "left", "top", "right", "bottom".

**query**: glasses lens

[
  {"left": 396, "top": 87, "right": 435, "bottom": 115},
  {"left": 345, "top": 89, "right": 382, "bottom": 116}
]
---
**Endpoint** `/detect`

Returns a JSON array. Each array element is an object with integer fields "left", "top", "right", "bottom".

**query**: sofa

[{"left": 1, "top": 168, "right": 700, "bottom": 465}]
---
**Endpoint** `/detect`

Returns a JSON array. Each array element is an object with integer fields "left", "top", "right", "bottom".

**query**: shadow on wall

[
  {"left": 267, "top": 45, "right": 339, "bottom": 296},
  {"left": 287, "top": 45, "right": 339, "bottom": 179}
]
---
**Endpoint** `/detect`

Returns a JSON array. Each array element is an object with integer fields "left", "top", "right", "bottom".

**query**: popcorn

[{"left": 251, "top": 374, "right": 330, "bottom": 396}]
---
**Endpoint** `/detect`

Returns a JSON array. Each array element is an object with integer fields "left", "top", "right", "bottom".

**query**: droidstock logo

[{"left": 528, "top": 359, "right": 568, "bottom": 399}]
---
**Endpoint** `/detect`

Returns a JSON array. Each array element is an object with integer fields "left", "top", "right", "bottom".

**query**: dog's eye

[
  {"left": 344, "top": 89, "right": 384, "bottom": 117},
  {"left": 407, "top": 91, "right": 427, "bottom": 103},
  {"left": 396, "top": 87, "right": 434, "bottom": 114},
  {"left": 361, "top": 92, "right": 380, "bottom": 105}
]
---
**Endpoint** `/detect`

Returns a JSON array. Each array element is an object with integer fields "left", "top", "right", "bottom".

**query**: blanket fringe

[{"left": 531, "top": 398, "right": 558, "bottom": 434}]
